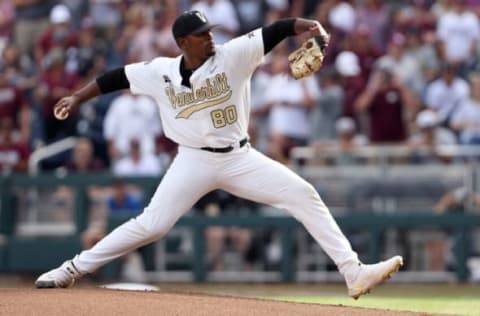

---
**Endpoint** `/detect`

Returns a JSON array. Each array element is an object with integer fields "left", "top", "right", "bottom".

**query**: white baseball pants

[{"left": 73, "top": 144, "right": 358, "bottom": 275}]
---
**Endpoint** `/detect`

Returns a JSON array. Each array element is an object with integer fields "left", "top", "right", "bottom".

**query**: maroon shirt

[
  {"left": 37, "top": 26, "right": 78, "bottom": 58},
  {"left": 342, "top": 76, "right": 367, "bottom": 120},
  {"left": 0, "top": 85, "right": 26, "bottom": 125},
  {"left": 0, "top": 142, "right": 29, "bottom": 171},
  {"left": 368, "top": 88, "right": 406, "bottom": 143},
  {"left": 40, "top": 70, "right": 78, "bottom": 118}
]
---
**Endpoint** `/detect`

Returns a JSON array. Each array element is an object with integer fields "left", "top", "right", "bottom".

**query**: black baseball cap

[{"left": 172, "top": 10, "right": 216, "bottom": 39}]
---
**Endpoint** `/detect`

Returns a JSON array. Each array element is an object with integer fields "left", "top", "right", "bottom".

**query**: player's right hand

[
  {"left": 309, "top": 21, "right": 330, "bottom": 43},
  {"left": 53, "top": 95, "right": 78, "bottom": 120}
]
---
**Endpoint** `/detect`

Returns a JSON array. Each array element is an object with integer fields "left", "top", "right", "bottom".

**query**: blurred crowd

[
  {"left": 3, "top": 0, "right": 480, "bottom": 275},
  {"left": 1, "top": 0, "right": 480, "bottom": 174}
]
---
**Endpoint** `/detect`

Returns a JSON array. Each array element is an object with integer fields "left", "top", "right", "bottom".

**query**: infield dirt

[{"left": 0, "top": 288, "right": 428, "bottom": 315}]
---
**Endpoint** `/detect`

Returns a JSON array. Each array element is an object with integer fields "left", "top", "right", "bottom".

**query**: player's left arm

[{"left": 261, "top": 18, "right": 329, "bottom": 55}]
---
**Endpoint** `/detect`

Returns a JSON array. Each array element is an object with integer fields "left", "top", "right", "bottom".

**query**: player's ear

[{"left": 176, "top": 37, "right": 187, "bottom": 50}]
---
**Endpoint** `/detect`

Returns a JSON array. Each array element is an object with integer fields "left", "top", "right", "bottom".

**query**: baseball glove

[{"left": 288, "top": 36, "right": 328, "bottom": 80}]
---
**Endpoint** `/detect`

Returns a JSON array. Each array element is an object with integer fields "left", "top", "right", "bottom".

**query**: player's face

[{"left": 185, "top": 30, "right": 215, "bottom": 59}]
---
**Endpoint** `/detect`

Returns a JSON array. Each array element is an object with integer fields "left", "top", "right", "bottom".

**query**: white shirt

[
  {"left": 263, "top": 74, "right": 318, "bottom": 138},
  {"left": 408, "top": 127, "right": 457, "bottom": 146},
  {"left": 124, "top": 28, "right": 264, "bottom": 149},
  {"left": 191, "top": 0, "right": 239, "bottom": 44},
  {"left": 113, "top": 154, "right": 163, "bottom": 176},
  {"left": 451, "top": 99, "right": 480, "bottom": 143},
  {"left": 104, "top": 93, "right": 162, "bottom": 156},
  {"left": 424, "top": 78, "right": 470, "bottom": 123},
  {"left": 437, "top": 10, "right": 480, "bottom": 63}
]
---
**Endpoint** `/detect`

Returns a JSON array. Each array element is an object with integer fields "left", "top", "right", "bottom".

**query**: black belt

[{"left": 201, "top": 138, "right": 248, "bottom": 153}]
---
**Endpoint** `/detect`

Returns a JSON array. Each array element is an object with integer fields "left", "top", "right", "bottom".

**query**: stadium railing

[{"left": 1, "top": 172, "right": 479, "bottom": 282}]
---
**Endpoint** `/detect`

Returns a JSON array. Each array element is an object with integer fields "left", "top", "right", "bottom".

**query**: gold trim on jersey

[{"left": 165, "top": 72, "right": 232, "bottom": 119}]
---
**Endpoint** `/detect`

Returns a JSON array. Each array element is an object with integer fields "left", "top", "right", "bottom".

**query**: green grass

[
  {"left": 273, "top": 295, "right": 480, "bottom": 315},
  {"left": 154, "top": 283, "right": 480, "bottom": 315},
  {"left": 113, "top": 283, "right": 480, "bottom": 315},
  {"left": 267, "top": 284, "right": 480, "bottom": 316}
]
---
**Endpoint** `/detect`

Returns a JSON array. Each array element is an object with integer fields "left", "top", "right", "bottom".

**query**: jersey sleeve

[
  {"left": 222, "top": 28, "right": 264, "bottom": 77},
  {"left": 124, "top": 59, "right": 161, "bottom": 96}
]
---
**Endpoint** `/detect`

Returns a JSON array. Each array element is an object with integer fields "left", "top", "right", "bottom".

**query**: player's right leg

[{"left": 35, "top": 146, "right": 217, "bottom": 288}]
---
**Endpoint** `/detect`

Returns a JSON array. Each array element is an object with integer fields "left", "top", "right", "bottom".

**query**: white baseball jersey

[{"left": 125, "top": 28, "right": 264, "bottom": 149}]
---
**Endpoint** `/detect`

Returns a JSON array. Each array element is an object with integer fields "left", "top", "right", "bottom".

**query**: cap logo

[{"left": 195, "top": 12, "right": 207, "bottom": 23}]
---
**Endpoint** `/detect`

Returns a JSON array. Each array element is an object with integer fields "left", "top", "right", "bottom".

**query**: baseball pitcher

[{"left": 37, "top": 11, "right": 402, "bottom": 299}]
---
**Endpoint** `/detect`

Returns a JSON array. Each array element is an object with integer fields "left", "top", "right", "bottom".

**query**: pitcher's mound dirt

[{"left": 0, "top": 289, "right": 422, "bottom": 316}]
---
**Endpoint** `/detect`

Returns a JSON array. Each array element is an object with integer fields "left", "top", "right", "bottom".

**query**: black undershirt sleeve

[
  {"left": 261, "top": 18, "right": 296, "bottom": 55},
  {"left": 96, "top": 67, "right": 130, "bottom": 94}
]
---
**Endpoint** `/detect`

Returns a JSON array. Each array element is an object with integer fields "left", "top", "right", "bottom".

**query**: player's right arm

[{"left": 53, "top": 67, "right": 130, "bottom": 119}]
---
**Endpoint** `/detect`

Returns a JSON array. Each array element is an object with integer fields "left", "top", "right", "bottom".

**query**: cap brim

[{"left": 189, "top": 23, "right": 218, "bottom": 35}]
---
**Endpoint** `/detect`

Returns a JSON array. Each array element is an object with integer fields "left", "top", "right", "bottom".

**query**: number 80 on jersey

[{"left": 210, "top": 105, "right": 238, "bottom": 128}]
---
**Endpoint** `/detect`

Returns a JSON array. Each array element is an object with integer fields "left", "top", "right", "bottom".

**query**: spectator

[
  {"left": 61, "top": 0, "right": 89, "bottom": 29},
  {"left": 113, "top": 139, "right": 162, "bottom": 177},
  {"left": 309, "top": 67, "right": 344, "bottom": 142},
  {"left": 434, "top": 186, "right": 480, "bottom": 214},
  {"left": 13, "top": 0, "right": 54, "bottom": 58},
  {"left": 431, "top": 185, "right": 480, "bottom": 271},
  {"left": 355, "top": 67, "right": 420, "bottom": 143},
  {"left": 66, "top": 137, "right": 104, "bottom": 173},
  {"left": 35, "top": 4, "right": 78, "bottom": 68},
  {"left": 407, "top": 109, "right": 457, "bottom": 164},
  {"left": 0, "top": 65, "right": 31, "bottom": 143},
  {"left": 354, "top": 0, "right": 389, "bottom": 53},
  {"left": 312, "top": 1, "right": 347, "bottom": 65},
  {"left": 81, "top": 178, "right": 141, "bottom": 253},
  {"left": 0, "top": 117, "right": 29, "bottom": 173},
  {"left": 396, "top": 1, "right": 436, "bottom": 34},
  {"left": 334, "top": 51, "right": 367, "bottom": 124},
  {"left": 35, "top": 47, "right": 79, "bottom": 143},
  {"left": 375, "top": 32, "right": 424, "bottom": 95},
  {"left": 151, "top": 4, "right": 182, "bottom": 58},
  {"left": 450, "top": 72, "right": 480, "bottom": 145},
  {"left": 257, "top": 50, "right": 317, "bottom": 163},
  {"left": 81, "top": 179, "right": 151, "bottom": 281},
  {"left": 103, "top": 90, "right": 161, "bottom": 163},
  {"left": 231, "top": 0, "right": 268, "bottom": 34},
  {"left": 345, "top": 25, "right": 382, "bottom": 85},
  {"left": 107, "top": 179, "right": 143, "bottom": 215},
  {"left": 123, "top": 3, "right": 155, "bottom": 62},
  {"left": 88, "top": 0, "right": 124, "bottom": 42},
  {"left": 52, "top": 137, "right": 107, "bottom": 249},
  {"left": 424, "top": 63, "right": 470, "bottom": 126},
  {"left": 329, "top": 0, "right": 356, "bottom": 35},
  {"left": 130, "top": 6, "right": 181, "bottom": 60},
  {"left": 195, "top": 190, "right": 259, "bottom": 271},
  {"left": 191, "top": 0, "right": 240, "bottom": 44},
  {"left": 0, "top": 0, "right": 14, "bottom": 41},
  {"left": 436, "top": 0, "right": 480, "bottom": 74},
  {"left": 68, "top": 17, "right": 108, "bottom": 79},
  {"left": 403, "top": 29, "right": 441, "bottom": 86},
  {"left": 1, "top": 43, "right": 37, "bottom": 92},
  {"left": 313, "top": 117, "right": 368, "bottom": 166}
]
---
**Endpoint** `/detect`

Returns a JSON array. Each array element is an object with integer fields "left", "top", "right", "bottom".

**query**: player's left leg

[{"left": 218, "top": 146, "right": 402, "bottom": 298}]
